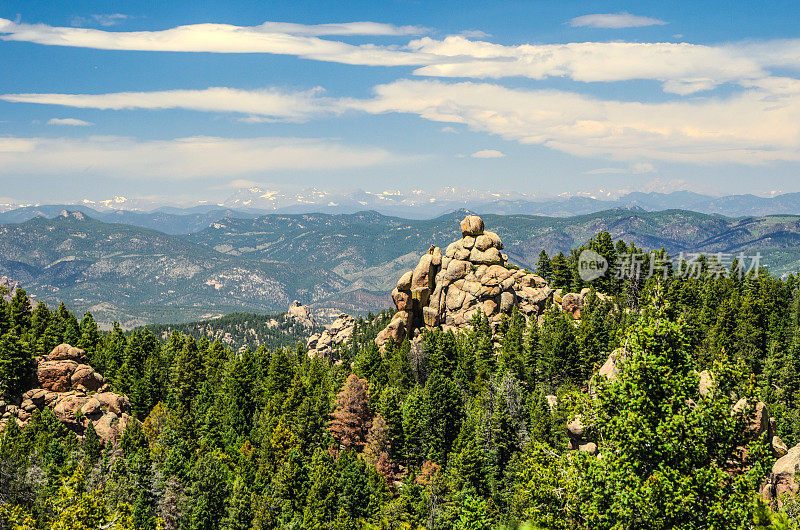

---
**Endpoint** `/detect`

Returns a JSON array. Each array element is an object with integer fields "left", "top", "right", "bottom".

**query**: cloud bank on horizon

[{"left": 1, "top": 2, "right": 799, "bottom": 203}]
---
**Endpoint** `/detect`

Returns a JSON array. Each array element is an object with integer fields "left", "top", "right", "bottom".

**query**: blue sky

[{"left": 2, "top": 0, "right": 800, "bottom": 205}]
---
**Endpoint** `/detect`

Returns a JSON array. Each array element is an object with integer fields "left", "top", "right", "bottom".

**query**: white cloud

[
  {"left": 440, "top": 126, "right": 459, "bottom": 134},
  {"left": 0, "top": 18, "right": 431, "bottom": 66},
  {"left": 46, "top": 118, "right": 93, "bottom": 126},
  {"left": 4, "top": 87, "right": 335, "bottom": 122},
  {"left": 569, "top": 12, "right": 667, "bottom": 29},
  {"left": 17, "top": 80, "right": 800, "bottom": 165},
  {"left": 252, "top": 21, "right": 426, "bottom": 36},
  {"left": 353, "top": 79, "right": 800, "bottom": 164},
  {"left": 3, "top": 18, "right": 800, "bottom": 95},
  {"left": 71, "top": 14, "right": 130, "bottom": 27},
  {"left": 586, "top": 162, "right": 656, "bottom": 174},
  {"left": 470, "top": 149, "right": 505, "bottom": 158},
  {"left": 458, "top": 30, "right": 491, "bottom": 38},
  {"left": 408, "top": 36, "right": 771, "bottom": 94},
  {"left": 0, "top": 136, "right": 397, "bottom": 179}
]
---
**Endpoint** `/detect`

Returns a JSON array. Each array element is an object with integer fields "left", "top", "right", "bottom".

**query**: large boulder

[
  {"left": 1, "top": 342, "right": 134, "bottom": 444},
  {"left": 460, "top": 215, "right": 485, "bottom": 237},
  {"left": 766, "top": 443, "right": 800, "bottom": 505},
  {"left": 306, "top": 314, "right": 356, "bottom": 359},
  {"left": 597, "top": 348, "right": 626, "bottom": 383},
  {"left": 561, "top": 292, "right": 585, "bottom": 319},
  {"left": 37, "top": 360, "right": 78, "bottom": 392}
]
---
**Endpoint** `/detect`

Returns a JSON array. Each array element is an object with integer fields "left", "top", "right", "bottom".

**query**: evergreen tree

[
  {"left": 535, "top": 250, "right": 553, "bottom": 283},
  {"left": 0, "top": 330, "right": 33, "bottom": 397},
  {"left": 423, "top": 371, "right": 463, "bottom": 464},
  {"left": 551, "top": 252, "right": 571, "bottom": 290},
  {"left": 329, "top": 374, "right": 372, "bottom": 452},
  {"left": 78, "top": 312, "right": 102, "bottom": 366},
  {"left": 222, "top": 475, "right": 253, "bottom": 530},
  {"left": 8, "top": 288, "right": 31, "bottom": 336}
]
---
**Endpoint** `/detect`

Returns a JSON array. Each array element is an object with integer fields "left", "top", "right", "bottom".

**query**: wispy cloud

[
  {"left": 0, "top": 18, "right": 431, "bottom": 66},
  {"left": 354, "top": 79, "right": 800, "bottom": 164},
  {"left": 0, "top": 136, "right": 397, "bottom": 179},
  {"left": 70, "top": 14, "right": 130, "bottom": 27},
  {"left": 585, "top": 163, "right": 656, "bottom": 174},
  {"left": 3, "top": 18, "right": 800, "bottom": 95},
  {"left": 569, "top": 12, "right": 667, "bottom": 29},
  {"left": 470, "top": 149, "right": 505, "bottom": 158},
  {"left": 252, "top": 21, "right": 427, "bottom": 36},
  {"left": 46, "top": 118, "right": 94, "bottom": 126},
  {"left": 13, "top": 80, "right": 800, "bottom": 165},
  {"left": 408, "top": 36, "right": 774, "bottom": 94},
  {"left": 4, "top": 87, "right": 336, "bottom": 122}
]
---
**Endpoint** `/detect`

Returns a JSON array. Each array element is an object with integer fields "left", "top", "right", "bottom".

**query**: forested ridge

[{"left": 2, "top": 231, "right": 800, "bottom": 528}]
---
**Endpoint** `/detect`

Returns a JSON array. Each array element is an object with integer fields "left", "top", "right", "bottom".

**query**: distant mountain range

[
  {"left": 6, "top": 189, "right": 800, "bottom": 230},
  {"left": 3, "top": 207, "right": 800, "bottom": 328}
]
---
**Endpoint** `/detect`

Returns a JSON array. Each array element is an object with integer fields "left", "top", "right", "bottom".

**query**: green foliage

[{"left": 3, "top": 230, "right": 800, "bottom": 528}]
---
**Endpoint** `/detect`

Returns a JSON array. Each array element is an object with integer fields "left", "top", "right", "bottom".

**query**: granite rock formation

[
  {"left": 0, "top": 344, "right": 133, "bottom": 444},
  {"left": 376, "top": 214, "right": 597, "bottom": 349},
  {"left": 287, "top": 300, "right": 317, "bottom": 328},
  {"left": 306, "top": 314, "right": 356, "bottom": 358}
]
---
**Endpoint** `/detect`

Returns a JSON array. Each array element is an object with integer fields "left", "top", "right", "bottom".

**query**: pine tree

[
  {"left": 186, "top": 451, "right": 231, "bottom": 530},
  {"left": 402, "top": 385, "right": 426, "bottom": 465},
  {"left": 499, "top": 308, "right": 526, "bottom": 381},
  {"left": 567, "top": 306, "right": 770, "bottom": 528},
  {"left": 8, "top": 288, "right": 31, "bottom": 336},
  {"left": 102, "top": 321, "right": 127, "bottom": 383},
  {"left": 423, "top": 371, "right": 463, "bottom": 465},
  {"left": 0, "top": 330, "right": 33, "bottom": 397},
  {"left": 83, "top": 421, "right": 102, "bottom": 468},
  {"left": 377, "top": 387, "right": 404, "bottom": 462},
  {"left": 78, "top": 312, "right": 102, "bottom": 366},
  {"left": 302, "top": 448, "right": 338, "bottom": 529},
  {"left": 329, "top": 374, "right": 373, "bottom": 452},
  {"left": 535, "top": 250, "right": 553, "bottom": 283},
  {"left": 222, "top": 475, "right": 253, "bottom": 530},
  {"left": 551, "top": 252, "right": 571, "bottom": 290}
]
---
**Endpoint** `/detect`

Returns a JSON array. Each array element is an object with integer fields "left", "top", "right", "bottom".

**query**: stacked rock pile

[
  {"left": 0, "top": 343, "right": 132, "bottom": 444},
  {"left": 306, "top": 314, "right": 356, "bottom": 358},
  {"left": 376, "top": 215, "right": 557, "bottom": 349}
]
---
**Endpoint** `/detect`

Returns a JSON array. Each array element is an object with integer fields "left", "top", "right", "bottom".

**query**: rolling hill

[{"left": 4, "top": 208, "right": 800, "bottom": 327}]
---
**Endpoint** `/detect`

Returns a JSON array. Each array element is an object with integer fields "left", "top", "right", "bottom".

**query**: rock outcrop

[
  {"left": 306, "top": 314, "right": 356, "bottom": 358},
  {"left": 376, "top": 215, "right": 557, "bottom": 349},
  {"left": 287, "top": 300, "right": 317, "bottom": 328},
  {"left": 0, "top": 276, "right": 38, "bottom": 307},
  {"left": 0, "top": 344, "right": 132, "bottom": 444}
]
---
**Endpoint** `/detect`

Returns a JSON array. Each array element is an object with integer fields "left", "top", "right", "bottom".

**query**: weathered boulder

[
  {"left": 765, "top": 443, "right": 800, "bottom": 505},
  {"left": 699, "top": 370, "right": 715, "bottom": 396},
  {"left": 733, "top": 398, "right": 770, "bottom": 439},
  {"left": 397, "top": 271, "right": 413, "bottom": 291},
  {"left": 47, "top": 343, "right": 87, "bottom": 362},
  {"left": 391, "top": 288, "right": 412, "bottom": 311},
  {"left": 287, "top": 300, "right": 317, "bottom": 327},
  {"left": 71, "top": 364, "right": 105, "bottom": 392},
  {"left": 562, "top": 292, "right": 584, "bottom": 319},
  {"left": 460, "top": 215, "right": 485, "bottom": 237},
  {"left": 597, "top": 348, "right": 625, "bottom": 383},
  {"left": 773, "top": 436, "right": 789, "bottom": 458},
  {"left": 306, "top": 314, "right": 356, "bottom": 359},
  {"left": 38, "top": 360, "right": 78, "bottom": 392},
  {"left": 376, "top": 310, "right": 412, "bottom": 348}
]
